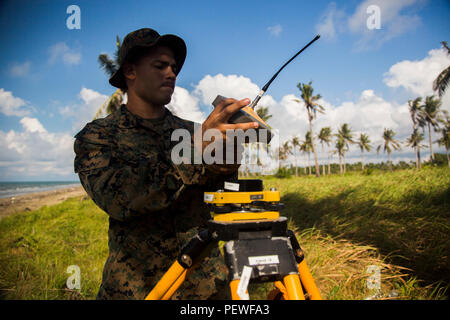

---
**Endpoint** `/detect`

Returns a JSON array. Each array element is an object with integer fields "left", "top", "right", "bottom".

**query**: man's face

[{"left": 125, "top": 45, "right": 177, "bottom": 107}]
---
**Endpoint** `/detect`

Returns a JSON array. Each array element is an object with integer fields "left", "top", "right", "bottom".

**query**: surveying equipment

[
  {"left": 146, "top": 34, "right": 322, "bottom": 300},
  {"left": 212, "top": 35, "right": 321, "bottom": 144},
  {"left": 146, "top": 179, "right": 322, "bottom": 300}
]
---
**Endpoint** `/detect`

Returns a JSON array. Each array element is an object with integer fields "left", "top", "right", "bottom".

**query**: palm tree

[
  {"left": 408, "top": 97, "right": 425, "bottom": 169},
  {"left": 304, "top": 131, "right": 314, "bottom": 175},
  {"left": 318, "top": 127, "right": 332, "bottom": 175},
  {"left": 299, "top": 140, "right": 308, "bottom": 175},
  {"left": 279, "top": 141, "right": 292, "bottom": 168},
  {"left": 255, "top": 105, "right": 272, "bottom": 173},
  {"left": 294, "top": 81, "right": 324, "bottom": 177},
  {"left": 255, "top": 106, "right": 273, "bottom": 123},
  {"left": 291, "top": 136, "right": 300, "bottom": 176},
  {"left": 377, "top": 128, "right": 401, "bottom": 171},
  {"left": 433, "top": 41, "right": 450, "bottom": 98},
  {"left": 421, "top": 95, "right": 442, "bottom": 162},
  {"left": 336, "top": 123, "right": 354, "bottom": 173},
  {"left": 436, "top": 111, "right": 450, "bottom": 168},
  {"left": 96, "top": 36, "right": 124, "bottom": 119},
  {"left": 356, "top": 133, "right": 372, "bottom": 171},
  {"left": 334, "top": 137, "right": 345, "bottom": 175},
  {"left": 406, "top": 129, "right": 427, "bottom": 169}
]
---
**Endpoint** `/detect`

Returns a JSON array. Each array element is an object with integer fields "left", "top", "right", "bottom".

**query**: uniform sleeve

[
  {"left": 74, "top": 128, "right": 184, "bottom": 222},
  {"left": 172, "top": 154, "right": 239, "bottom": 186},
  {"left": 169, "top": 121, "right": 239, "bottom": 186}
]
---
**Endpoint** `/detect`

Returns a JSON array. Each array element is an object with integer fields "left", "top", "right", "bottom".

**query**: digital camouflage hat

[{"left": 109, "top": 28, "right": 187, "bottom": 89}]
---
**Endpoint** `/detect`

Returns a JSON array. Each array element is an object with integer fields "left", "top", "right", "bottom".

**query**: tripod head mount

[{"left": 204, "top": 179, "right": 285, "bottom": 222}]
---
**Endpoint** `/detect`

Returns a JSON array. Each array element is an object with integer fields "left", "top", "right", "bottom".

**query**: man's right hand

[
  {"left": 201, "top": 97, "right": 258, "bottom": 148},
  {"left": 199, "top": 97, "right": 259, "bottom": 172}
]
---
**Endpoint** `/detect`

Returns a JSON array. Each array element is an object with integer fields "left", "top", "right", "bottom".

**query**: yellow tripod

[{"left": 145, "top": 179, "right": 322, "bottom": 300}]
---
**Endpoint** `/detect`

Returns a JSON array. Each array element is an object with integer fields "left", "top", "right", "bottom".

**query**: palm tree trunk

[
  {"left": 321, "top": 143, "right": 326, "bottom": 176},
  {"left": 361, "top": 151, "right": 365, "bottom": 171},
  {"left": 414, "top": 146, "right": 419, "bottom": 170},
  {"left": 308, "top": 153, "right": 311, "bottom": 175},
  {"left": 327, "top": 148, "right": 331, "bottom": 175},
  {"left": 388, "top": 151, "right": 392, "bottom": 171},
  {"left": 446, "top": 147, "right": 449, "bottom": 168},
  {"left": 294, "top": 149, "right": 298, "bottom": 177},
  {"left": 339, "top": 155, "right": 343, "bottom": 174},
  {"left": 308, "top": 117, "right": 321, "bottom": 177},
  {"left": 428, "top": 122, "right": 434, "bottom": 161},
  {"left": 417, "top": 147, "right": 422, "bottom": 169},
  {"left": 303, "top": 156, "right": 307, "bottom": 175},
  {"left": 343, "top": 154, "right": 346, "bottom": 173}
]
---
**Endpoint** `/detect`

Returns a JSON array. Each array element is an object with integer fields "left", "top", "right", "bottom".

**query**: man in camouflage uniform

[{"left": 74, "top": 28, "right": 258, "bottom": 299}]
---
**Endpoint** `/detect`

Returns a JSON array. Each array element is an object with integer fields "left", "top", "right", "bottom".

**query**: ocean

[{"left": 0, "top": 181, "right": 81, "bottom": 199}]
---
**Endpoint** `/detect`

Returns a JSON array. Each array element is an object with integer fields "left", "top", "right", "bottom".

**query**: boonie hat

[{"left": 109, "top": 28, "right": 187, "bottom": 89}]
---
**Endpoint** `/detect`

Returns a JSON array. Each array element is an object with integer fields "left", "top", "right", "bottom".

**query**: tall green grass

[
  {"left": 263, "top": 167, "right": 450, "bottom": 289},
  {"left": 0, "top": 198, "right": 108, "bottom": 299},
  {"left": 0, "top": 168, "right": 448, "bottom": 299}
]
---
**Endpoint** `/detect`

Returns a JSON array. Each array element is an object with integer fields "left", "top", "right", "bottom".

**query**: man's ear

[{"left": 122, "top": 61, "right": 136, "bottom": 81}]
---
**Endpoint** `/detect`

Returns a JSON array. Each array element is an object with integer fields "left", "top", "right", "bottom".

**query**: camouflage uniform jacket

[{"left": 74, "top": 105, "right": 236, "bottom": 299}]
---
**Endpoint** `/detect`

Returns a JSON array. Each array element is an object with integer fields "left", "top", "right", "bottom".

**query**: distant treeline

[{"left": 267, "top": 153, "right": 449, "bottom": 178}]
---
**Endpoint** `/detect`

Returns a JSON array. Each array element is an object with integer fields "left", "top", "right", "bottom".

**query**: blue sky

[{"left": 0, "top": 0, "right": 449, "bottom": 180}]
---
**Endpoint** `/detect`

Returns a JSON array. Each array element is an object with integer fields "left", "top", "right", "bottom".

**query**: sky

[{"left": 0, "top": 0, "right": 449, "bottom": 181}]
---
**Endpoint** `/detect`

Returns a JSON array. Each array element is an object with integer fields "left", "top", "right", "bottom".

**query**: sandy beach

[{"left": 0, "top": 186, "right": 87, "bottom": 219}]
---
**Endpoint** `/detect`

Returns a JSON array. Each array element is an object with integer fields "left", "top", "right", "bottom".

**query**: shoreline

[{"left": 0, "top": 186, "right": 87, "bottom": 219}]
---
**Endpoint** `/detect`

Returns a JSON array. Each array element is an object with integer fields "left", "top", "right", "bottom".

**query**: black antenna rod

[{"left": 248, "top": 34, "right": 320, "bottom": 109}]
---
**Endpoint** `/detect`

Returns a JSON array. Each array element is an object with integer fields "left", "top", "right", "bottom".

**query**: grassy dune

[
  {"left": 0, "top": 198, "right": 108, "bottom": 299},
  {"left": 263, "top": 167, "right": 449, "bottom": 296},
  {"left": 0, "top": 168, "right": 448, "bottom": 299}
]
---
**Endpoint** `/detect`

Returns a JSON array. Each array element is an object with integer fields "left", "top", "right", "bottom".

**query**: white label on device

[
  {"left": 237, "top": 266, "right": 252, "bottom": 300},
  {"left": 248, "top": 255, "right": 280, "bottom": 265},
  {"left": 224, "top": 182, "right": 240, "bottom": 191},
  {"left": 204, "top": 193, "right": 214, "bottom": 202}
]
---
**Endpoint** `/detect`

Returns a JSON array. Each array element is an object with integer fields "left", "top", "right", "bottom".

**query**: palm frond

[
  {"left": 98, "top": 53, "right": 118, "bottom": 77},
  {"left": 433, "top": 65, "right": 450, "bottom": 97}
]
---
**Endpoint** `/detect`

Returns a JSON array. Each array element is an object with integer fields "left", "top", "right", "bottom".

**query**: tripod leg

[
  {"left": 145, "top": 229, "right": 217, "bottom": 300},
  {"left": 267, "top": 281, "right": 288, "bottom": 300},
  {"left": 145, "top": 261, "right": 187, "bottom": 300},
  {"left": 283, "top": 274, "right": 305, "bottom": 300},
  {"left": 229, "top": 279, "right": 242, "bottom": 300},
  {"left": 298, "top": 260, "right": 322, "bottom": 300},
  {"left": 287, "top": 229, "right": 322, "bottom": 300}
]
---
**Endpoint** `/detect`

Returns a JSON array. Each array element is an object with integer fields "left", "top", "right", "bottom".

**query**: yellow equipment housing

[{"left": 203, "top": 189, "right": 281, "bottom": 222}]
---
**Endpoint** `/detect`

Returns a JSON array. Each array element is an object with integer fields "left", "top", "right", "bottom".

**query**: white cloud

[
  {"left": 0, "top": 88, "right": 31, "bottom": 117},
  {"left": 0, "top": 87, "right": 111, "bottom": 180},
  {"left": 348, "top": 0, "right": 419, "bottom": 32},
  {"left": 383, "top": 47, "right": 450, "bottom": 114},
  {"left": 48, "top": 42, "right": 81, "bottom": 65},
  {"left": 267, "top": 24, "right": 283, "bottom": 37},
  {"left": 348, "top": 0, "right": 421, "bottom": 50},
  {"left": 20, "top": 117, "right": 47, "bottom": 133},
  {"left": 9, "top": 61, "right": 31, "bottom": 77},
  {"left": 315, "top": 0, "right": 422, "bottom": 49},
  {"left": 185, "top": 74, "right": 412, "bottom": 156},
  {"left": 0, "top": 119, "right": 75, "bottom": 179},
  {"left": 315, "top": 2, "right": 346, "bottom": 40},
  {"left": 193, "top": 73, "right": 260, "bottom": 107},
  {"left": 166, "top": 86, "right": 205, "bottom": 123},
  {"left": 61, "top": 87, "right": 109, "bottom": 132},
  {"left": 383, "top": 48, "right": 450, "bottom": 97}
]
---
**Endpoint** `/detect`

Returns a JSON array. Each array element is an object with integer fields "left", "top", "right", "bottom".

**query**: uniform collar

[{"left": 117, "top": 104, "right": 188, "bottom": 135}]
